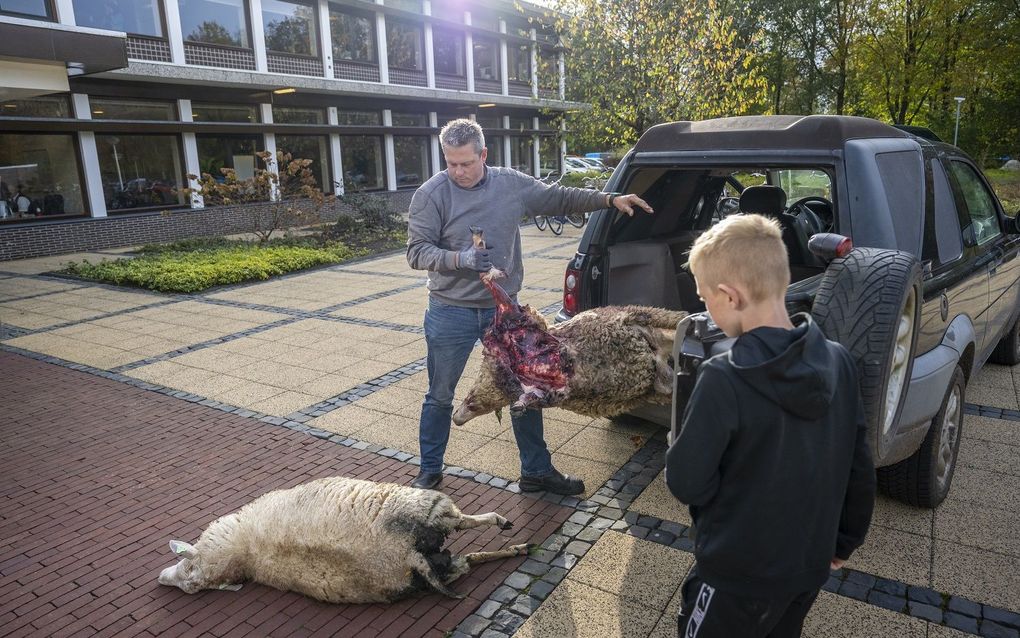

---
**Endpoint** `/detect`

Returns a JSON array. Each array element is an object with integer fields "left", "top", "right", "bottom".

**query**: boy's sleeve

[
  {"left": 835, "top": 364, "right": 877, "bottom": 560},
  {"left": 665, "top": 363, "right": 738, "bottom": 506}
]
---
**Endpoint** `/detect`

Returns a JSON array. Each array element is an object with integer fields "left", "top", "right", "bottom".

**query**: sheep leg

[
  {"left": 454, "top": 511, "right": 513, "bottom": 531},
  {"left": 409, "top": 553, "right": 465, "bottom": 599},
  {"left": 463, "top": 543, "right": 533, "bottom": 565}
]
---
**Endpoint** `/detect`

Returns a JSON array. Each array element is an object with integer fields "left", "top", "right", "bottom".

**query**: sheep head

[
  {"left": 159, "top": 540, "right": 244, "bottom": 594},
  {"left": 453, "top": 358, "right": 513, "bottom": 425}
]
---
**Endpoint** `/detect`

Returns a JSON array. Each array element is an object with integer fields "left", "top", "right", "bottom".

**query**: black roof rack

[
  {"left": 892, "top": 125, "right": 943, "bottom": 143},
  {"left": 633, "top": 115, "right": 909, "bottom": 153}
]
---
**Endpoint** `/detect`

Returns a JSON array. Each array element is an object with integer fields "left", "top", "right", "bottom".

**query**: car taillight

[
  {"left": 807, "top": 233, "right": 853, "bottom": 261},
  {"left": 563, "top": 267, "right": 581, "bottom": 315}
]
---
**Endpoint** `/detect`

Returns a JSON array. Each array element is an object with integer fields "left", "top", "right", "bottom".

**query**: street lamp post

[{"left": 953, "top": 97, "right": 965, "bottom": 146}]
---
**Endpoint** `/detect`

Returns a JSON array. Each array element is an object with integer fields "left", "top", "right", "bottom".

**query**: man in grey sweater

[{"left": 406, "top": 119, "right": 653, "bottom": 492}]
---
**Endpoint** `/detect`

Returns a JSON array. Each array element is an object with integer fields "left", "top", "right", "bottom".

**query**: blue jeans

[{"left": 419, "top": 297, "right": 554, "bottom": 477}]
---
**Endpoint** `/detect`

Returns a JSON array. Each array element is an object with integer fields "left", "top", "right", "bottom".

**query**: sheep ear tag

[
  {"left": 218, "top": 583, "right": 243, "bottom": 591},
  {"left": 169, "top": 540, "right": 198, "bottom": 559}
]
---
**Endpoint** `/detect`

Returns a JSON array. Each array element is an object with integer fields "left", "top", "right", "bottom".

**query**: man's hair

[
  {"left": 440, "top": 118, "right": 485, "bottom": 154},
  {"left": 687, "top": 214, "right": 790, "bottom": 303}
]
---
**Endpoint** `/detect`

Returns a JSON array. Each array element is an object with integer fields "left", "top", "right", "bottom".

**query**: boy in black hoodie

[{"left": 666, "top": 214, "right": 875, "bottom": 638}]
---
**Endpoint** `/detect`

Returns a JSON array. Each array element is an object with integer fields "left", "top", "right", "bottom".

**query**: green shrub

[
  {"left": 63, "top": 242, "right": 366, "bottom": 293},
  {"left": 559, "top": 170, "right": 608, "bottom": 189},
  {"left": 985, "top": 169, "right": 1020, "bottom": 214}
]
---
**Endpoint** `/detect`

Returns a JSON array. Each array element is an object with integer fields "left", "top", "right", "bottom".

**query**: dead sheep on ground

[{"left": 158, "top": 476, "right": 529, "bottom": 603}]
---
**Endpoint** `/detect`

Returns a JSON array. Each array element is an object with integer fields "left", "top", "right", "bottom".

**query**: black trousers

[{"left": 677, "top": 566, "right": 820, "bottom": 638}]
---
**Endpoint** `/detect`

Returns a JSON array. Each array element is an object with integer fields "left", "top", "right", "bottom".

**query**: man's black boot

[
  {"left": 519, "top": 469, "right": 585, "bottom": 495},
  {"left": 411, "top": 471, "right": 443, "bottom": 490}
]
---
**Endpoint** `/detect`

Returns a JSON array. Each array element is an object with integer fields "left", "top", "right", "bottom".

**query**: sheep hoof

[{"left": 499, "top": 519, "right": 513, "bottom": 531}]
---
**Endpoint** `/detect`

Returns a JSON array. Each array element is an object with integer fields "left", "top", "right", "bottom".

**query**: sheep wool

[{"left": 158, "top": 476, "right": 528, "bottom": 603}]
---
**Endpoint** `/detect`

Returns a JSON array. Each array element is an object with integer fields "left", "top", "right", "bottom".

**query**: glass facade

[
  {"left": 392, "top": 112, "right": 427, "bottom": 127},
  {"left": 0, "top": 133, "right": 84, "bottom": 220},
  {"left": 90, "top": 98, "right": 175, "bottom": 120},
  {"left": 337, "top": 110, "right": 381, "bottom": 126},
  {"left": 72, "top": 0, "right": 164, "bottom": 37},
  {"left": 393, "top": 136, "right": 428, "bottom": 187},
  {"left": 179, "top": 0, "right": 249, "bottom": 48},
  {"left": 510, "top": 136, "right": 533, "bottom": 175},
  {"left": 340, "top": 136, "right": 384, "bottom": 191},
  {"left": 475, "top": 114, "right": 501, "bottom": 129},
  {"left": 262, "top": 0, "right": 317, "bottom": 56},
  {"left": 273, "top": 106, "right": 325, "bottom": 124},
  {"left": 192, "top": 103, "right": 259, "bottom": 122},
  {"left": 96, "top": 134, "right": 185, "bottom": 212},
  {"left": 473, "top": 36, "right": 499, "bottom": 81},
  {"left": 433, "top": 26, "right": 464, "bottom": 76},
  {"left": 196, "top": 134, "right": 262, "bottom": 180},
  {"left": 508, "top": 43, "right": 531, "bottom": 83},
  {"left": 386, "top": 19, "right": 423, "bottom": 70},
  {"left": 538, "top": 136, "right": 558, "bottom": 178},
  {"left": 485, "top": 135, "right": 504, "bottom": 168},
  {"left": 276, "top": 135, "right": 330, "bottom": 191},
  {"left": 329, "top": 6, "right": 374, "bottom": 62},
  {"left": 0, "top": 96, "right": 71, "bottom": 118},
  {"left": 0, "top": 0, "right": 51, "bottom": 18}
]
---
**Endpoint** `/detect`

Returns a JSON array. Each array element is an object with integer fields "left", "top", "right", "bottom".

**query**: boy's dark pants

[{"left": 677, "top": 565, "right": 819, "bottom": 638}]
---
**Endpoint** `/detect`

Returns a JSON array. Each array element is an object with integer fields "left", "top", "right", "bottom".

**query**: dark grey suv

[{"left": 557, "top": 115, "right": 1020, "bottom": 508}]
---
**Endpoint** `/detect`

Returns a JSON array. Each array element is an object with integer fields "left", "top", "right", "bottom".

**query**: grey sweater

[{"left": 406, "top": 166, "right": 608, "bottom": 307}]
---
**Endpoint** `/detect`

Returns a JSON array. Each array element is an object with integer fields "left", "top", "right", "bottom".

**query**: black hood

[{"left": 728, "top": 313, "right": 838, "bottom": 419}]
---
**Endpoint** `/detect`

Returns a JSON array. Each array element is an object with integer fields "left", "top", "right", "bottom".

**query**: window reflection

[
  {"left": 0, "top": 134, "right": 84, "bottom": 221},
  {"left": 96, "top": 134, "right": 185, "bottom": 212},
  {"left": 341, "top": 136, "right": 384, "bottom": 190},
  {"left": 180, "top": 0, "right": 249, "bottom": 48},
  {"left": 0, "top": 0, "right": 51, "bottom": 18},
  {"left": 196, "top": 134, "right": 262, "bottom": 181},
  {"left": 394, "top": 136, "right": 428, "bottom": 187},
  {"left": 473, "top": 36, "right": 499, "bottom": 81},
  {"left": 72, "top": 0, "right": 163, "bottom": 37},
  {"left": 330, "top": 6, "right": 375, "bottom": 62},
  {"left": 263, "top": 0, "right": 318, "bottom": 56},
  {"left": 277, "top": 135, "right": 330, "bottom": 191},
  {"left": 386, "top": 19, "right": 423, "bottom": 70}
]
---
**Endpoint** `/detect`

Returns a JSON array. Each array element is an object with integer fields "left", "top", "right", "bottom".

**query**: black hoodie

[{"left": 665, "top": 313, "right": 875, "bottom": 598}]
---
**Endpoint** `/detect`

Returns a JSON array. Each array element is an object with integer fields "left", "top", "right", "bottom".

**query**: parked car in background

[
  {"left": 557, "top": 115, "right": 1020, "bottom": 508},
  {"left": 569, "top": 156, "right": 611, "bottom": 173}
]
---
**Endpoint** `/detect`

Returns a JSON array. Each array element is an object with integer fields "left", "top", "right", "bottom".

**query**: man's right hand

[{"left": 456, "top": 245, "right": 494, "bottom": 271}]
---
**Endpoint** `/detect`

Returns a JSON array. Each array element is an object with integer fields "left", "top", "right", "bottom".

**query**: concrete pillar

[
  {"left": 249, "top": 0, "right": 269, "bottom": 73},
  {"left": 429, "top": 111, "right": 440, "bottom": 176},
  {"left": 383, "top": 109, "right": 396, "bottom": 191},
  {"left": 318, "top": 0, "right": 335, "bottom": 79},
  {"left": 328, "top": 106, "right": 344, "bottom": 195},
  {"left": 502, "top": 115, "right": 511, "bottom": 168},
  {"left": 71, "top": 93, "right": 107, "bottom": 218},
  {"left": 375, "top": 3, "right": 389, "bottom": 84},
  {"left": 558, "top": 50, "right": 565, "bottom": 100},
  {"left": 464, "top": 11, "right": 474, "bottom": 93},
  {"left": 423, "top": 0, "right": 435, "bottom": 88},
  {"left": 498, "top": 19, "right": 508, "bottom": 97},
  {"left": 530, "top": 28, "right": 538, "bottom": 99},
  {"left": 163, "top": 0, "right": 186, "bottom": 64},
  {"left": 560, "top": 117, "right": 567, "bottom": 176},
  {"left": 260, "top": 103, "right": 279, "bottom": 200},
  {"left": 178, "top": 98, "right": 203, "bottom": 208},
  {"left": 54, "top": 0, "right": 75, "bottom": 25},
  {"left": 532, "top": 116, "right": 540, "bottom": 178}
]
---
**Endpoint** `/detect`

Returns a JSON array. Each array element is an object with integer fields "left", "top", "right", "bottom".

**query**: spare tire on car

[{"left": 810, "top": 248, "right": 923, "bottom": 470}]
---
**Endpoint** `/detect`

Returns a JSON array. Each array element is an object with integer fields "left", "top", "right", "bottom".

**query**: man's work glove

[{"left": 456, "top": 245, "right": 494, "bottom": 271}]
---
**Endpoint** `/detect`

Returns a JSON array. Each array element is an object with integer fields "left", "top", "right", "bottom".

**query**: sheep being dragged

[
  {"left": 452, "top": 273, "right": 687, "bottom": 425},
  {"left": 158, "top": 476, "right": 529, "bottom": 604}
]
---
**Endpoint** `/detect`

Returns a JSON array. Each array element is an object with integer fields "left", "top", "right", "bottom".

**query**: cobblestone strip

[
  {"left": 285, "top": 357, "right": 428, "bottom": 423},
  {"left": 317, "top": 313, "right": 424, "bottom": 334},
  {"left": 965, "top": 403, "right": 1020, "bottom": 422},
  {"left": 0, "top": 323, "right": 31, "bottom": 340},
  {"left": 317, "top": 281, "right": 425, "bottom": 313},
  {"left": 109, "top": 317, "right": 301, "bottom": 373}
]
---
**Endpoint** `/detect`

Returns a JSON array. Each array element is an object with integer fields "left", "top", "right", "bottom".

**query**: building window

[
  {"left": 72, "top": 0, "right": 164, "bottom": 37},
  {"left": 196, "top": 134, "right": 262, "bottom": 181},
  {"left": 337, "top": 110, "right": 381, "bottom": 126},
  {"left": 273, "top": 106, "right": 325, "bottom": 124},
  {"left": 473, "top": 36, "right": 499, "bottom": 81},
  {"left": 341, "top": 136, "right": 384, "bottom": 190},
  {"left": 474, "top": 114, "right": 501, "bottom": 129},
  {"left": 384, "top": 0, "right": 419, "bottom": 11},
  {"left": 485, "top": 135, "right": 503, "bottom": 167},
  {"left": 89, "top": 97, "right": 175, "bottom": 120},
  {"left": 96, "top": 134, "right": 185, "bottom": 212},
  {"left": 508, "top": 42, "right": 531, "bottom": 83},
  {"left": 508, "top": 116, "right": 532, "bottom": 131},
  {"left": 510, "top": 136, "right": 533, "bottom": 175},
  {"left": 0, "top": 0, "right": 52, "bottom": 19},
  {"left": 263, "top": 0, "right": 318, "bottom": 56},
  {"left": 179, "top": 0, "right": 250, "bottom": 48},
  {"left": 538, "top": 49, "right": 557, "bottom": 90},
  {"left": 386, "top": 19, "right": 423, "bottom": 70},
  {"left": 392, "top": 112, "right": 427, "bottom": 127},
  {"left": 394, "top": 136, "right": 428, "bottom": 187},
  {"left": 329, "top": 6, "right": 375, "bottom": 63},
  {"left": 0, "top": 95, "right": 71, "bottom": 118},
  {"left": 192, "top": 103, "right": 259, "bottom": 122},
  {"left": 538, "top": 136, "right": 558, "bottom": 178},
  {"left": 433, "top": 26, "right": 464, "bottom": 76},
  {"left": 0, "top": 133, "right": 84, "bottom": 221},
  {"left": 276, "top": 135, "right": 330, "bottom": 191}
]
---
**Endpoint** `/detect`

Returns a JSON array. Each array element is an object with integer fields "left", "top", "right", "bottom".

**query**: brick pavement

[{"left": 0, "top": 351, "right": 573, "bottom": 638}]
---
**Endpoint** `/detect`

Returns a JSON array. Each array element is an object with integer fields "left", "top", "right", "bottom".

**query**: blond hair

[{"left": 687, "top": 214, "right": 790, "bottom": 303}]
